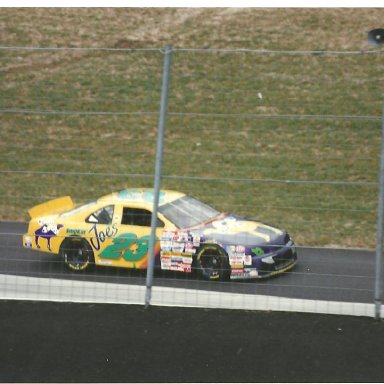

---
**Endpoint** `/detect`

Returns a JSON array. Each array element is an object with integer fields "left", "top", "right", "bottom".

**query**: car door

[
  {"left": 85, "top": 204, "right": 119, "bottom": 265},
  {"left": 96, "top": 205, "right": 165, "bottom": 269}
]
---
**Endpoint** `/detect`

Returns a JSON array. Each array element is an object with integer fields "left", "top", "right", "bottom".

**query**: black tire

[
  {"left": 195, "top": 244, "right": 230, "bottom": 281},
  {"left": 60, "top": 237, "right": 94, "bottom": 271}
]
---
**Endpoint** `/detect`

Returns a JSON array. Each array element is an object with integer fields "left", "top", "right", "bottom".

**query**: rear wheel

[
  {"left": 195, "top": 244, "right": 230, "bottom": 281},
  {"left": 60, "top": 237, "right": 94, "bottom": 271}
]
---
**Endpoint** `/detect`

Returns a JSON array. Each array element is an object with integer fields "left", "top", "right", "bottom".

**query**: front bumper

[
  {"left": 230, "top": 240, "right": 297, "bottom": 280},
  {"left": 258, "top": 240, "right": 297, "bottom": 276}
]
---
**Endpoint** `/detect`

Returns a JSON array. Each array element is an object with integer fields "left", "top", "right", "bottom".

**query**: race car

[{"left": 23, "top": 188, "right": 297, "bottom": 280}]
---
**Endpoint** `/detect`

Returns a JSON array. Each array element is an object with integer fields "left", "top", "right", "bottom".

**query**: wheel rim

[{"left": 200, "top": 249, "right": 224, "bottom": 279}]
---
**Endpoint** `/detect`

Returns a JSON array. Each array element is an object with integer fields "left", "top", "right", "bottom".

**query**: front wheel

[
  {"left": 60, "top": 237, "right": 94, "bottom": 271},
  {"left": 195, "top": 244, "right": 230, "bottom": 281}
]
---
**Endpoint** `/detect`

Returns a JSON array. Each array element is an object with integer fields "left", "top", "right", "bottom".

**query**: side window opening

[
  {"left": 86, "top": 205, "right": 114, "bottom": 225},
  {"left": 122, "top": 207, "right": 164, "bottom": 227}
]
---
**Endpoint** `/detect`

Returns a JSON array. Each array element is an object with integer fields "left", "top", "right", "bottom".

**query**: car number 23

[{"left": 99, "top": 233, "right": 152, "bottom": 262}]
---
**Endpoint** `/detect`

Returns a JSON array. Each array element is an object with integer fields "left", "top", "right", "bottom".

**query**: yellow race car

[{"left": 23, "top": 188, "right": 297, "bottom": 280}]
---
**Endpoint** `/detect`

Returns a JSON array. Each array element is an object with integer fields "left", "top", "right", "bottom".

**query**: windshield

[{"left": 159, "top": 196, "right": 220, "bottom": 229}]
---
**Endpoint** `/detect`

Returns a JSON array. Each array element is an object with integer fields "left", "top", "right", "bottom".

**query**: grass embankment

[{"left": 1, "top": 8, "right": 383, "bottom": 247}]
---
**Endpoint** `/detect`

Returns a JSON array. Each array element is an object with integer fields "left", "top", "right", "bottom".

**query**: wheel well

[
  {"left": 194, "top": 244, "right": 230, "bottom": 268},
  {"left": 194, "top": 243, "right": 230, "bottom": 281},
  {"left": 59, "top": 236, "right": 94, "bottom": 262}
]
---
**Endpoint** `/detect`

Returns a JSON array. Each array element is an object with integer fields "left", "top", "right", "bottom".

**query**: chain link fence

[{"left": 1, "top": 46, "right": 383, "bottom": 317}]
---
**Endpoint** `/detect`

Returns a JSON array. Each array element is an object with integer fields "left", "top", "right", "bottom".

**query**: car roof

[{"left": 97, "top": 188, "right": 185, "bottom": 207}]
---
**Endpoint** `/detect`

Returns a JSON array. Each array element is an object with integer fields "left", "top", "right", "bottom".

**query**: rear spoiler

[{"left": 28, "top": 196, "right": 74, "bottom": 219}]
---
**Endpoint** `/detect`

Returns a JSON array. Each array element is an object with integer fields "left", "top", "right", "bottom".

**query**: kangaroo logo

[{"left": 35, "top": 223, "right": 63, "bottom": 251}]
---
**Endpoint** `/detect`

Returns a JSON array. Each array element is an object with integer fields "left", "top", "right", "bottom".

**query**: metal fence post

[
  {"left": 145, "top": 45, "right": 173, "bottom": 308},
  {"left": 375, "top": 100, "right": 384, "bottom": 320}
]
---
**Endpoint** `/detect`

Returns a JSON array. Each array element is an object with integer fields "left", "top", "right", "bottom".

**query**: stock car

[{"left": 23, "top": 188, "right": 297, "bottom": 280}]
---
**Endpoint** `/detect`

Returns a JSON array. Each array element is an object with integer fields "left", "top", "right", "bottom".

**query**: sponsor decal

[
  {"left": 66, "top": 228, "right": 86, "bottom": 236},
  {"left": 191, "top": 235, "right": 201, "bottom": 247},
  {"left": 160, "top": 252, "right": 192, "bottom": 273},
  {"left": 205, "top": 217, "right": 283, "bottom": 242},
  {"left": 172, "top": 241, "right": 185, "bottom": 253},
  {"left": 230, "top": 268, "right": 259, "bottom": 279},
  {"left": 160, "top": 231, "right": 195, "bottom": 255},
  {"left": 227, "top": 247, "right": 252, "bottom": 266},
  {"left": 231, "top": 268, "right": 245, "bottom": 274},
  {"left": 184, "top": 242, "right": 196, "bottom": 254},
  {"left": 229, "top": 255, "right": 246, "bottom": 266},
  {"left": 171, "top": 264, "right": 191, "bottom": 273},
  {"left": 161, "top": 231, "right": 174, "bottom": 241},
  {"left": 24, "top": 236, "right": 32, "bottom": 248},
  {"left": 34, "top": 223, "right": 63, "bottom": 251},
  {"left": 98, "top": 259, "right": 113, "bottom": 265},
  {"left": 226, "top": 245, "right": 246, "bottom": 258},
  {"left": 211, "top": 217, "right": 239, "bottom": 233},
  {"left": 174, "top": 231, "right": 189, "bottom": 242},
  {"left": 160, "top": 240, "right": 172, "bottom": 252},
  {"left": 252, "top": 247, "right": 265, "bottom": 256},
  {"left": 161, "top": 251, "right": 192, "bottom": 257},
  {"left": 88, "top": 224, "right": 119, "bottom": 251}
]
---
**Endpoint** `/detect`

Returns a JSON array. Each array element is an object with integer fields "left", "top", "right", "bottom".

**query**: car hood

[{"left": 190, "top": 214, "right": 287, "bottom": 247}]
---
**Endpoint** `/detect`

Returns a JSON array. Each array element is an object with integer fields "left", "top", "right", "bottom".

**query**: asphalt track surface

[
  {"left": 1, "top": 222, "right": 384, "bottom": 382},
  {"left": 0, "top": 221, "right": 377, "bottom": 304},
  {"left": 1, "top": 300, "right": 384, "bottom": 383}
]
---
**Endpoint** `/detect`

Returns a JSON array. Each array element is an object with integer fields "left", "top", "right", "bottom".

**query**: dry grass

[{"left": 2, "top": 8, "right": 384, "bottom": 50}]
